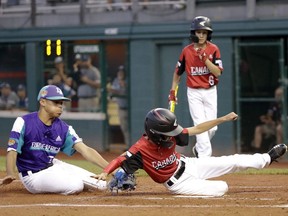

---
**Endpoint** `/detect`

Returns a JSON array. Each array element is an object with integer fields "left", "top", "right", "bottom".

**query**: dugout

[{"left": 0, "top": 1, "right": 288, "bottom": 158}]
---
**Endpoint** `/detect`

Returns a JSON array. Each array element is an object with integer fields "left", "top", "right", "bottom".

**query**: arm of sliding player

[{"left": 187, "top": 112, "right": 238, "bottom": 136}]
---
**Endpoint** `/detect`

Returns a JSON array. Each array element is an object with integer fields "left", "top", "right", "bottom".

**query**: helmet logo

[
  {"left": 199, "top": 20, "right": 206, "bottom": 27},
  {"left": 174, "top": 120, "right": 177, "bottom": 126}
]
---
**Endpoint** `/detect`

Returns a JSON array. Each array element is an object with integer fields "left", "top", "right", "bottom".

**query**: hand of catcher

[{"left": 197, "top": 48, "right": 208, "bottom": 63}]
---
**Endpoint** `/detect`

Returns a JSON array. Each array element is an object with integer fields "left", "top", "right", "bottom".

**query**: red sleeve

[{"left": 103, "top": 155, "right": 126, "bottom": 174}]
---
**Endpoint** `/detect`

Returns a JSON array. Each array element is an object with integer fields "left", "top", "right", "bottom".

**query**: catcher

[
  {"left": 95, "top": 108, "right": 287, "bottom": 196},
  {"left": 2, "top": 85, "right": 108, "bottom": 195}
]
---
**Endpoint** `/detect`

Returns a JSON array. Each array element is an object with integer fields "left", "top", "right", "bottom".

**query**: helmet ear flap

[
  {"left": 207, "top": 32, "right": 212, "bottom": 41},
  {"left": 189, "top": 31, "right": 199, "bottom": 43}
]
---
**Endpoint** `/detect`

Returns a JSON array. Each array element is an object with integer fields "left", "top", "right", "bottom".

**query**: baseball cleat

[
  {"left": 192, "top": 146, "right": 199, "bottom": 158},
  {"left": 267, "top": 144, "right": 287, "bottom": 163}
]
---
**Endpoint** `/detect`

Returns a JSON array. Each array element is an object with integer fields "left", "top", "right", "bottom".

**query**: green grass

[{"left": 0, "top": 156, "right": 287, "bottom": 176}]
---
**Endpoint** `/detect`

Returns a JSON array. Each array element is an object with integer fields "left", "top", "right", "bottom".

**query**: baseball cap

[
  {"left": 118, "top": 65, "right": 124, "bottom": 70},
  {"left": 81, "top": 54, "right": 90, "bottom": 61},
  {"left": 17, "top": 84, "right": 26, "bottom": 91},
  {"left": 37, "top": 85, "right": 71, "bottom": 101},
  {"left": 54, "top": 56, "right": 63, "bottom": 64},
  {"left": 0, "top": 82, "right": 11, "bottom": 89},
  {"left": 75, "top": 53, "right": 81, "bottom": 60}
]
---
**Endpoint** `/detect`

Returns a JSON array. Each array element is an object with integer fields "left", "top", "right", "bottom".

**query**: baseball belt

[
  {"left": 20, "top": 163, "right": 54, "bottom": 177},
  {"left": 166, "top": 160, "right": 186, "bottom": 187}
]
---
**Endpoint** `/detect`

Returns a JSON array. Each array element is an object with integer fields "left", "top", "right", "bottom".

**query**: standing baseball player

[
  {"left": 95, "top": 108, "right": 287, "bottom": 196},
  {"left": 2, "top": 85, "right": 108, "bottom": 195},
  {"left": 169, "top": 16, "right": 223, "bottom": 157}
]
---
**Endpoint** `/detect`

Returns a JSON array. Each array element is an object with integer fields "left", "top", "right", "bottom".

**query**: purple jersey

[{"left": 7, "top": 112, "right": 82, "bottom": 172}]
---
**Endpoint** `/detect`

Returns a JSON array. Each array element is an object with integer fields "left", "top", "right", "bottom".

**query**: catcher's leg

[
  {"left": 19, "top": 163, "right": 84, "bottom": 195},
  {"left": 53, "top": 159, "right": 107, "bottom": 191}
]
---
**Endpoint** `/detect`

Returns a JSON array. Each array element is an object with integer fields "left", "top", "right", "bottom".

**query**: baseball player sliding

[
  {"left": 169, "top": 16, "right": 223, "bottom": 157},
  {"left": 2, "top": 85, "right": 107, "bottom": 194},
  {"left": 95, "top": 108, "right": 287, "bottom": 196}
]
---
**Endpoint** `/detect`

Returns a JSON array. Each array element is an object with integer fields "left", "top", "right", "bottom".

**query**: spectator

[
  {"left": 48, "top": 73, "right": 76, "bottom": 111},
  {"left": 52, "top": 56, "right": 71, "bottom": 87},
  {"left": 251, "top": 86, "right": 282, "bottom": 152},
  {"left": 108, "top": 65, "right": 129, "bottom": 147},
  {"left": 48, "top": 56, "right": 77, "bottom": 111},
  {"left": 0, "top": 82, "right": 19, "bottom": 110},
  {"left": 71, "top": 54, "right": 101, "bottom": 112},
  {"left": 16, "top": 84, "right": 28, "bottom": 111}
]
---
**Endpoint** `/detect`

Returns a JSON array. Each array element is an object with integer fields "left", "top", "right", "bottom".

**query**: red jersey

[
  {"left": 176, "top": 41, "right": 223, "bottom": 89},
  {"left": 104, "top": 130, "right": 189, "bottom": 183}
]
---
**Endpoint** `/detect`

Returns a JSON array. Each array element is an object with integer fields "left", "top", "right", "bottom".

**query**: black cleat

[{"left": 267, "top": 144, "right": 287, "bottom": 163}]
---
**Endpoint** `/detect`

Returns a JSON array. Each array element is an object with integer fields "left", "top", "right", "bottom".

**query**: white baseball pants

[
  {"left": 187, "top": 86, "right": 218, "bottom": 157},
  {"left": 19, "top": 158, "right": 107, "bottom": 195},
  {"left": 164, "top": 153, "right": 271, "bottom": 196}
]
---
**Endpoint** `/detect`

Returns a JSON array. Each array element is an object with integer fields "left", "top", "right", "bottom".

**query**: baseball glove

[{"left": 108, "top": 168, "right": 136, "bottom": 193}]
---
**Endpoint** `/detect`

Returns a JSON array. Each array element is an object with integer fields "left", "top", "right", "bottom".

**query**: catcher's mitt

[{"left": 108, "top": 168, "right": 136, "bottom": 193}]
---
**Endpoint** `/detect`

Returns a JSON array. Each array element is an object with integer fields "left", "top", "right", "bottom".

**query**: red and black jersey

[
  {"left": 104, "top": 129, "right": 189, "bottom": 183},
  {"left": 175, "top": 42, "right": 223, "bottom": 89}
]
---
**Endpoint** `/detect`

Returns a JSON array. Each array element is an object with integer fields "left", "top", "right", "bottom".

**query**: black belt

[
  {"left": 167, "top": 160, "right": 186, "bottom": 187},
  {"left": 20, "top": 163, "right": 53, "bottom": 177}
]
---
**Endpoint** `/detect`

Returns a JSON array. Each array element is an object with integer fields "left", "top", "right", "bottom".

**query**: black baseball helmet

[
  {"left": 144, "top": 108, "right": 183, "bottom": 148},
  {"left": 190, "top": 16, "right": 213, "bottom": 41}
]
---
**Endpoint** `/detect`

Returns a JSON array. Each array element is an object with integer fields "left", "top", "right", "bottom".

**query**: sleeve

[
  {"left": 104, "top": 150, "right": 144, "bottom": 175},
  {"left": 7, "top": 117, "right": 25, "bottom": 153},
  {"left": 121, "top": 151, "right": 143, "bottom": 174},
  {"left": 212, "top": 47, "right": 223, "bottom": 71},
  {"left": 104, "top": 155, "right": 126, "bottom": 174},
  {"left": 94, "top": 67, "right": 101, "bottom": 81},
  {"left": 175, "top": 51, "right": 186, "bottom": 76},
  {"left": 175, "top": 128, "right": 189, "bottom": 146},
  {"left": 61, "top": 125, "right": 82, "bottom": 156}
]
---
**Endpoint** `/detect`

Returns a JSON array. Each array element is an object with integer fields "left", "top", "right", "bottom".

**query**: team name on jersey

[
  {"left": 190, "top": 66, "right": 210, "bottom": 76},
  {"left": 30, "top": 142, "right": 60, "bottom": 154},
  {"left": 151, "top": 153, "right": 177, "bottom": 170}
]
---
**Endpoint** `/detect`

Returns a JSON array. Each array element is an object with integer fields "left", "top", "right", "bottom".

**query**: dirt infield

[{"left": 1, "top": 152, "right": 288, "bottom": 216}]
